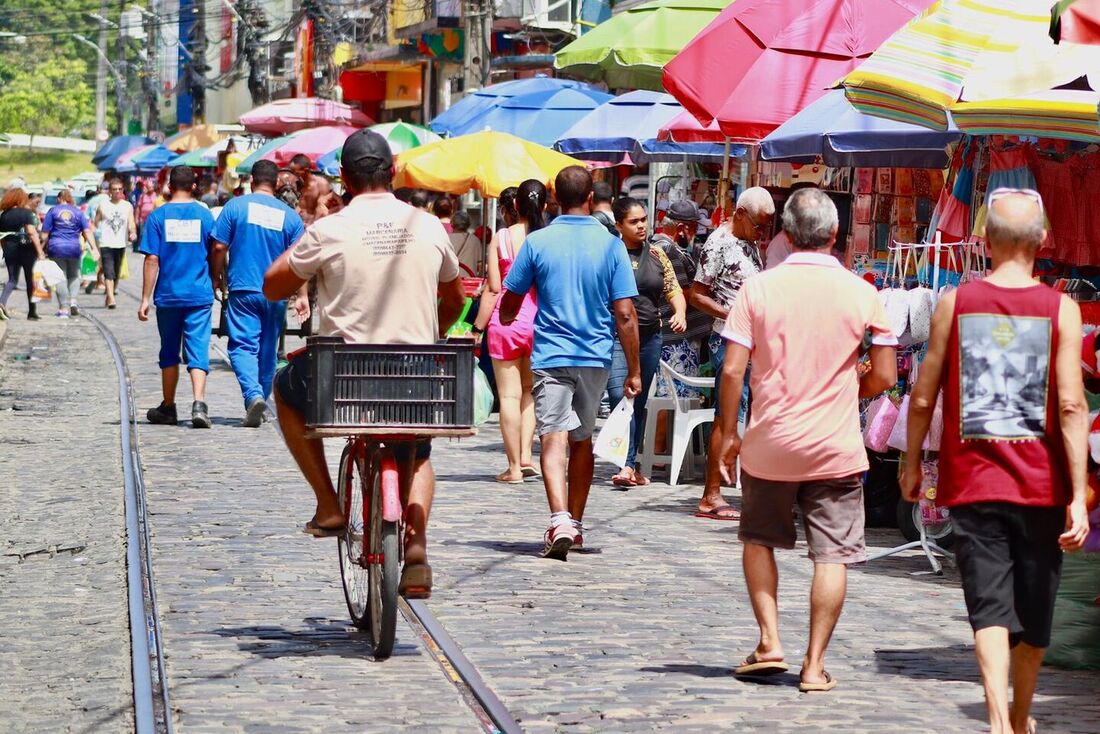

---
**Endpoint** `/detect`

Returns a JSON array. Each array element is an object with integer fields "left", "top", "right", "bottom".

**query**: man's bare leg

[
  {"left": 1010, "top": 642, "right": 1044, "bottom": 734},
  {"left": 401, "top": 459, "right": 434, "bottom": 566},
  {"left": 273, "top": 389, "right": 343, "bottom": 528},
  {"left": 567, "top": 437, "right": 594, "bottom": 522},
  {"left": 975, "top": 626, "right": 1013, "bottom": 734},
  {"left": 161, "top": 365, "right": 179, "bottom": 405},
  {"left": 743, "top": 543, "right": 785, "bottom": 662},
  {"left": 699, "top": 421, "right": 737, "bottom": 517},
  {"left": 801, "top": 562, "right": 847, "bottom": 685},
  {"left": 189, "top": 368, "right": 207, "bottom": 402},
  {"left": 540, "top": 431, "right": 569, "bottom": 513}
]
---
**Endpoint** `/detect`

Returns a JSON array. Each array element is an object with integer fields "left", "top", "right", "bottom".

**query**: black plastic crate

[{"left": 306, "top": 337, "right": 474, "bottom": 429}]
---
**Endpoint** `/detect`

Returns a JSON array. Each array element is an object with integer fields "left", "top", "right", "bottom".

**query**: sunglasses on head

[{"left": 988, "top": 187, "right": 1044, "bottom": 216}]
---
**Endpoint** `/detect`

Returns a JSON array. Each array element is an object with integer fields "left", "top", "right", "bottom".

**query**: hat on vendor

[{"left": 666, "top": 199, "right": 700, "bottom": 223}]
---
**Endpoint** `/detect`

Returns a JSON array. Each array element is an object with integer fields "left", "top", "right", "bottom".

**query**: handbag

[
  {"left": 906, "top": 249, "right": 934, "bottom": 344},
  {"left": 864, "top": 395, "right": 900, "bottom": 453},
  {"left": 887, "top": 394, "right": 912, "bottom": 452},
  {"left": 879, "top": 249, "right": 911, "bottom": 341}
]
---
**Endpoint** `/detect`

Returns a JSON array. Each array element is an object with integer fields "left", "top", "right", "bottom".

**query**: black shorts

[
  {"left": 951, "top": 502, "right": 1065, "bottom": 649},
  {"left": 101, "top": 248, "right": 125, "bottom": 282},
  {"left": 274, "top": 351, "right": 431, "bottom": 462}
]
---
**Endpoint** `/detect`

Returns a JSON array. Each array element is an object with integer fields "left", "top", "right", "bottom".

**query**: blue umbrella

[
  {"left": 759, "top": 90, "right": 962, "bottom": 169},
  {"left": 429, "top": 75, "right": 597, "bottom": 137},
  {"left": 461, "top": 87, "right": 615, "bottom": 148},
  {"left": 555, "top": 90, "right": 740, "bottom": 163},
  {"left": 116, "top": 144, "right": 176, "bottom": 173},
  {"left": 93, "top": 134, "right": 154, "bottom": 170}
]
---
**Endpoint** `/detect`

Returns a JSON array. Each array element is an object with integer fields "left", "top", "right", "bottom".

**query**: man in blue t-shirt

[
  {"left": 211, "top": 160, "right": 307, "bottom": 426},
  {"left": 500, "top": 165, "right": 641, "bottom": 560},
  {"left": 138, "top": 166, "right": 217, "bottom": 429}
]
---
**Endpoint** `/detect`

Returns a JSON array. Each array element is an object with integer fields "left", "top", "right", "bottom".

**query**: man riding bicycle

[{"left": 263, "top": 130, "right": 467, "bottom": 598}]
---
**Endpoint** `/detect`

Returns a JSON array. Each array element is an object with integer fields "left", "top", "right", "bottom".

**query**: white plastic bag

[
  {"left": 594, "top": 398, "right": 634, "bottom": 468},
  {"left": 33, "top": 259, "right": 65, "bottom": 287}
]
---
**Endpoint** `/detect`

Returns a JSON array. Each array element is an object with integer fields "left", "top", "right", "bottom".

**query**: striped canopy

[{"left": 843, "top": 0, "right": 1100, "bottom": 141}]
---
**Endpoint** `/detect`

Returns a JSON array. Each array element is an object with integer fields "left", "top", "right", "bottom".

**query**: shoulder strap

[{"left": 498, "top": 227, "right": 513, "bottom": 259}]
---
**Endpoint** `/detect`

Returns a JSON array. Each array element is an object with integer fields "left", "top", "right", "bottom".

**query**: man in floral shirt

[{"left": 691, "top": 186, "right": 775, "bottom": 521}]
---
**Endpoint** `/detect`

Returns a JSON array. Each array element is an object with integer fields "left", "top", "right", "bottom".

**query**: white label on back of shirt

[
  {"left": 165, "top": 218, "right": 202, "bottom": 243},
  {"left": 247, "top": 202, "right": 285, "bottom": 231}
]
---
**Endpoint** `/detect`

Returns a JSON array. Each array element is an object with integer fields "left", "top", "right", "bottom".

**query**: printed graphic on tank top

[{"left": 958, "top": 314, "right": 1051, "bottom": 440}]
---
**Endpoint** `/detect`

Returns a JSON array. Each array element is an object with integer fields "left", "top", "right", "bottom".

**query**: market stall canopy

[
  {"left": 318, "top": 122, "right": 441, "bottom": 177},
  {"left": 663, "top": 0, "right": 936, "bottom": 142},
  {"left": 234, "top": 133, "right": 301, "bottom": 174},
  {"left": 462, "top": 88, "right": 615, "bottom": 148},
  {"left": 1051, "top": 0, "right": 1100, "bottom": 44},
  {"left": 240, "top": 97, "right": 372, "bottom": 136},
  {"left": 428, "top": 75, "right": 595, "bottom": 137},
  {"left": 553, "top": 0, "right": 731, "bottom": 91},
  {"left": 92, "top": 134, "right": 154, "bottom": 169},
  {"left": 554, "top": 90, "right": 740, "bottom": 162},
  {"left": 163, "top": 125, "right": 225, "bottom": 152},
  {"left": 254, "top": 125, "right": 359, "bottom": 169},
  {"left": 658, "top": 110, "right": 724, "bottom": 143},
  {"left": 168, "top": 148, "right": 218, "bottom": 168},
  {"left": 759, "top": 89, "right": 962, "bottom": 167},
  {"left": 394, "top": 131, "right": 580, "bottom": 197},
  {"left": 843, "top": 0, "right": 1100, "bottom": 138},
  {"left": 114, "top": 144, "right": 176, "bottom": 173}
]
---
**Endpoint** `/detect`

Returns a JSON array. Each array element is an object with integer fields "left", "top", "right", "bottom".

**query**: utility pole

[
  {"left": 144, "top": 2, "right": 160, "bottom": 133},
  {"left": 115, "top": 0, "right": 127, "bottom": 133},
  {"left": 192, "top": 0, "right": 207, "bottom": 123},
  {"left": 462, "top": 0, "right": 491, "bottom": 94},
  {"left": 95, "top": 0, "right": 110, "bottom": 147}
]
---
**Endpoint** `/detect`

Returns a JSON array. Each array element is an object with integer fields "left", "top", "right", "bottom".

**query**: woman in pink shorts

[{"left": 473, "top": 180, "right": 545, "bottom": 483}]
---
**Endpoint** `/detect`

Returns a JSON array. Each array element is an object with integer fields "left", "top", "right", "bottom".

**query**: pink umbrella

[
  {"left": 261, "top": 125, "right": 360, "bottom": 168},
  {"left": 658, "top": 110, "right": 724, "bottom": 143},
  {"left": 662, "top": 0, "right": 935, "bottom": 142},
  {"left": 240, "top": 97, "right": 372, "bottom": 136}
]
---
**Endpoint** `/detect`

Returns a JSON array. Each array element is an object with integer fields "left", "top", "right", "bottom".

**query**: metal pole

[
  {"left": 717, "top": 136, "right": 731, "bottom": 220},
  {"left": 116, "top": 0, "right": 127, "bottom": 134},
  {"left": 95, "top": 0, "right": 109, "bottom": 146}
]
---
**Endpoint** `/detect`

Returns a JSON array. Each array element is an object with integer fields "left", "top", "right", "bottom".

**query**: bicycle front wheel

[
  {"left": 337, "top": 442, "right": 370, "bottom": 629},
  {"left": 366, "top": 450, "right": 400, "bottom": 659}
]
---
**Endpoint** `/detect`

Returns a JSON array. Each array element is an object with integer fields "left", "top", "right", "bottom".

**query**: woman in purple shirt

[{"left": 42, "top": 189, "right": 97, "bottom": 317}]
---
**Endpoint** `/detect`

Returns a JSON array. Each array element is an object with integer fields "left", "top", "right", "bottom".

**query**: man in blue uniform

[
  {"left": 139, "top": 166, "right": 217, "bottom": 428},
  {"left": 211, "top": 160, "right": 309, "bottom": 426}
]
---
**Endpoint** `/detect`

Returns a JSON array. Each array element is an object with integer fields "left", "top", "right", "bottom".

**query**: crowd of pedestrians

[{"left": 1, "top": 134, "right": 1092, "bottom": 727}]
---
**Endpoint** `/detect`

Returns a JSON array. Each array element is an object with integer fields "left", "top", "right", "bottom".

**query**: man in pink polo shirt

[{"left": 717, "top": 188, "right": 898, "bottom": 693}]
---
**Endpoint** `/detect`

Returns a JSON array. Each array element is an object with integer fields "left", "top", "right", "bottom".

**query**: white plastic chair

[{"left": 638, "top": 360, "right": 715, "bottom": 486}]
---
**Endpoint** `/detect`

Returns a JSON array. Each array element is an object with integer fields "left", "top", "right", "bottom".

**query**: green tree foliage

[{"left": 0, "top": 57, "right": 95, "bottom": 147}]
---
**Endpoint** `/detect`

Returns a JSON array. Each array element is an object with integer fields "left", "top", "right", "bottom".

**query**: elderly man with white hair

[
  {"left": 903, "top": 188, "right": 1089, "bottom": 733},
  {"left": 690, "top": 186, "right": 774, "bottom": 520},
  {"left": 717, "top": 187, "right": 897, "bottom": 692}
]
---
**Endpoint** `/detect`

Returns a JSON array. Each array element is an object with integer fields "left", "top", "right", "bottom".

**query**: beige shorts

[{"left": 738, "top": 471, "right": 866, "bottom": 564}]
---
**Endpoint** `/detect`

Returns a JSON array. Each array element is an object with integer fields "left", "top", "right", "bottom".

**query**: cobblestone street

[{"left": 3, "top": 283, "right": 1099, "bottom": 733}]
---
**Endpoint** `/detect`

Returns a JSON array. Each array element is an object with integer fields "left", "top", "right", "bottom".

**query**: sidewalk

[{"left": 7, "top": 279, "right": 1099, "bottom": 733}]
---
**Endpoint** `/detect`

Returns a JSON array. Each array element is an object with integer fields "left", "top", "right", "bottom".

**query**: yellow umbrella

[
  {"left": 164, "top": 124, "right": 227, "bottom": 152},
  {"left": 393, "top": 131, "right": 579, "bottom": 197}
]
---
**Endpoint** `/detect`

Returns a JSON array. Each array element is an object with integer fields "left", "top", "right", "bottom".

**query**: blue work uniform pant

[
  {"left": 157, "top": 304, "right": 212, "bottom": 373},
  {"left": 607, "top": 328, "right": 663, "bottom": 470},
  {"left": 226, "top": 291, "right": 286, "bottom": 407}
]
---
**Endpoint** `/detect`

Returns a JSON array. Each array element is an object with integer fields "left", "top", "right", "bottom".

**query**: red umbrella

[
  {"left": 658, "top": 110, "right": 724, "bottom": 143},
  {"left": 662, "top": 0, "right": 936, "bottom": 142},
  {"left": 1053, "top": 0, "right": 1100, "bottom": 44},
  {"left": 240, "top": 97, "right": 372, "bottom": 136}
]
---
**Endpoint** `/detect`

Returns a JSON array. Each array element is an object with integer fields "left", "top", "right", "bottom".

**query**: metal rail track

[{"left": 85, "top": 311, "right": 173, "bottom": 734}]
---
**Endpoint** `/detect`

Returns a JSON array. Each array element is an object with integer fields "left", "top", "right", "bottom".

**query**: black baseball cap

[
  {"left": 667, "top": 199, "right": 700, "bottom": 223},
  {"left": 341, "top": 129, "right": 392, "bottom": 173}
]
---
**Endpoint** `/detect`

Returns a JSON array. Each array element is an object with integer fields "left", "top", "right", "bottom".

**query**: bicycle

[{"left": 305, "top": 337, "right": 476, "bottom": 659}]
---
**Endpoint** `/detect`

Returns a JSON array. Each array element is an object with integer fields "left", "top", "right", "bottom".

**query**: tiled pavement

[{"left": 3, "top": 278, "right": 1099, "bottom": 732}]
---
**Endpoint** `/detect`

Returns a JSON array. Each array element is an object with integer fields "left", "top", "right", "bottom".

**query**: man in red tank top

[{"left": 903, "top": 189, "right": 1090, "bottom": 734}]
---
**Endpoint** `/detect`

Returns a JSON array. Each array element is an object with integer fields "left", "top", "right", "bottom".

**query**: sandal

[
  {"left": 798, "top": 671, "right": 837, "bottom": 693},
  {"left": 399, "top": 563, "right": 432, "bottom": 599},
  {"left": 495, "top": 470, "right": 524, "bottom": 484},
  {"left": 520, "top": 465, "right": 541, "bottom": 478},
  {"left": 302, "top": 519, "right": 345, "bottom": 538},
  {"left": 734, "top": 653, "right": 789, "bottom": 677}
]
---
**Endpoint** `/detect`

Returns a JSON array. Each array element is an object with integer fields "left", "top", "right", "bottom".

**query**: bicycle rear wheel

[
  {"left": 366, "top": 449, "right": 400, "bottom": 659},
  {"left": 337, "top": 442, "right": 370, "bottom": 628}
]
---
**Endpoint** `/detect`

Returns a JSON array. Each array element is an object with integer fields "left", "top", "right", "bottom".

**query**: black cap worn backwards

[
  {"left": 341, "top": 129, "right": 393, "bottom": 173},
  {"left": 667, "top": 199, "right": 700, "bottom": 223}
]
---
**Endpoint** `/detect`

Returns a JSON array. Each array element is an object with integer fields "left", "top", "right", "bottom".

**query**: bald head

[{"left": 985, "top": 190, "right": 1046, "bottom": 251}]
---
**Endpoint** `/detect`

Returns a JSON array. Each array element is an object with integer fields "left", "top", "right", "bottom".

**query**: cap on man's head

[
  {"left": 666, "top": 199, "right": 700, "bottom": 223},
  {"left": 341, "top": 129, "right": 393, "bottom": 173}
]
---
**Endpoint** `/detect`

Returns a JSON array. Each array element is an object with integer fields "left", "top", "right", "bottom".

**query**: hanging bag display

[
  {"left": 864, "top": 394, "right": 900, "bottom": 453},
  {"left": 907, "top": 247, "right": 935, "bottom": 344}
]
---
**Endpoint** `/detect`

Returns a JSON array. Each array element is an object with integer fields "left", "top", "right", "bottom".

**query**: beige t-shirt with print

[{"left": 287, "top": 192, "right": 460, "bottom": 344}]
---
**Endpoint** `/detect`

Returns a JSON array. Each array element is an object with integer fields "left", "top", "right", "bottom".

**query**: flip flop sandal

[
  {"left": 734, "top": 655, "right": 790, "bottom": 677},
  {"left": 799, "top": 671, "right": 837, "bottom": 693},
  {"left": 495, "top": 472, "right": 524, "bottom": 484},
  {"left": 694, "top": 504, "right": 740, "bottom": 521},
  {"left": 521, "top": 465, "right": 541, "bottom": 478},
  {"left": 632, "top": 474, "right": 651, "bottom": 487},
  {"left": 611, "top": 472, "right": 637, "bottom": 487},
  {"left": 302, "top": 520, "right": 345, "bottom": 538},
  {"left": 399, "top": 563, "right": 432, "bottom": 599}
]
